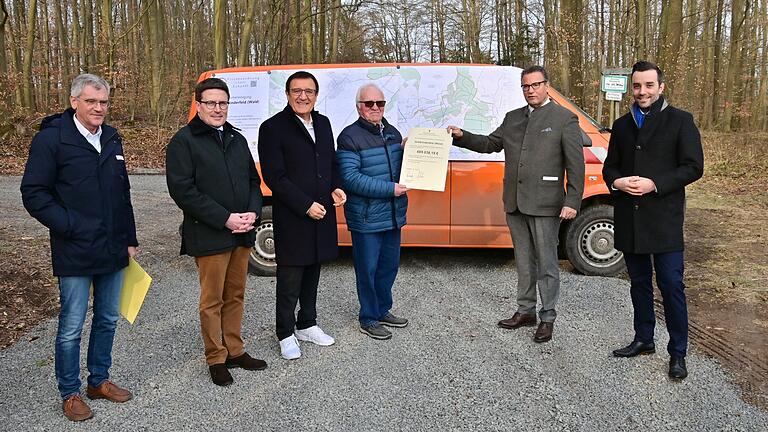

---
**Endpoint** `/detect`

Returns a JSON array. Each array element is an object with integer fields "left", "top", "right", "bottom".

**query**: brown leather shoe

[
  {"left": 498, "top": 313, "right": 536, "bottom": 329},
  {"left": 534, "top": 322, "right": 554, "bottom": 343},
  {"left": 86, "top": 380, "right": 133, "bottom": 403},
  {"left": 63, "top": 394, "right": 93, "bottom": 422}
]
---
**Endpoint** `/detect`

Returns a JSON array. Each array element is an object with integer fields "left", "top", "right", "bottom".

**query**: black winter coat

[
  {"left": 21, "top": 108, "right": 138, "bottom": 276},
  {"left": 166, "top": 115, "right": 263, "bottom": 257},
  {"left": 258, "top": 106, "right": 342, "bottom": 266},
  {"left": 603, "top": 97, "right": 704, "bottom": 254}
]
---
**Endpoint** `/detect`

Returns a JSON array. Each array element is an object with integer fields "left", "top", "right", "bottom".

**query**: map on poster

[{"left": 211, "top": 65, "right": 526, "bottom": 162}]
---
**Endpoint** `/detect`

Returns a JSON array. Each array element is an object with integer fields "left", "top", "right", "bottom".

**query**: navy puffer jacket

[{"left": 336, "top": 117, "right": 407, "bottom": 233}]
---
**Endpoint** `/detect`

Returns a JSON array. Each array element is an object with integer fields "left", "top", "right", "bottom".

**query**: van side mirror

[{"left": 580, "top": 129, "right": 592, "bottom": 147}]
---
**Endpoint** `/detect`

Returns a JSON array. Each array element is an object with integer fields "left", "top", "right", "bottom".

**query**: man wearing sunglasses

[
  {"left": 448, "top": 65, "right": 584, "bottom": 343},
  {"left": 21, "top": 74, "right": 138, "bottom": 421},
  {"left": 166, "top": 77, "right": 267, "bottom": 387},
  {"left": 336, "top": 83, "right": 409, "bottom": 340}
]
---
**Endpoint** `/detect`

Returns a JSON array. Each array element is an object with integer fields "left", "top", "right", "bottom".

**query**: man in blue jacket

[
  {"left": 337, "top": 83, "right": 409, "bottom": 340},
  {"left": 21, "top": 74, "right": 138, "bottom": 421}
]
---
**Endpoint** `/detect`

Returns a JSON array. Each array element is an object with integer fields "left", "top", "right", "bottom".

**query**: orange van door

[
  {"left": 401, "top": 181, "right": 451, "bottom": 246},
  {"left": 449, "top": 160, "right": 511, "bottom": 247},
  {"left": 335, "top": 179, "right": 451, "bottom": 246}
]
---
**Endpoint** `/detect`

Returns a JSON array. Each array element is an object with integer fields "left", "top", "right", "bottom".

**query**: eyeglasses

[
  {"left": 198, "top": 100, "right": 230, "bottom": 110},
  {"left": 521, "top": 80, "right": 548, "bottom": 91},
  {"left": 289, "top": 88, "right": 317, "bottom": 97},
  {"left": 358, "top": 100, "right": 386, "bottom": 108},
  {"left": 78, "top": 98, "right": 110, "bottom": 108}
]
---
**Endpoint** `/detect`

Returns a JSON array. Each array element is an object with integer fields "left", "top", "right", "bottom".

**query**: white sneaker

[
  {"left": 294, "top": 325, "right": 335, "bottom": 346},
  {"left": 279, "top": 335, "right": 301, "bottom": 360}
]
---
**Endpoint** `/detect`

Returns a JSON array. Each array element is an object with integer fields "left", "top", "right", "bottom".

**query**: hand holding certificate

[{"left": 401, "top": 127, "right": 452, "bottom": 191}]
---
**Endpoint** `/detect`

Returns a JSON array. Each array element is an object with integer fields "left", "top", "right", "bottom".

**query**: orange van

[{"left": 190, "top": 63, "right": 624, "bottom": 277}]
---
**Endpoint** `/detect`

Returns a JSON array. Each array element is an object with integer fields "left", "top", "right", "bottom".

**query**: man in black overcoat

[
  {"left": 603, "top": 61, "right": 704, "bottom": 380},
  {"left": 258, "top": 71, "right": 347, "bottom": 360},
  {"left": 167, "top": 78, "right": 267, "bottom": 387}
]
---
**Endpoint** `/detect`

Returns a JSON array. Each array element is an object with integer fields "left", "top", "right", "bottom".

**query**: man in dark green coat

[{"left": 166, "top": 78, "right": 266, "bottom": 386}]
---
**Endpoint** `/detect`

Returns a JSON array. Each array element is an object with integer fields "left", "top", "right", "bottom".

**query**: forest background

[{"left": 0, "top": 0, "right": 766, "bottom": 135}]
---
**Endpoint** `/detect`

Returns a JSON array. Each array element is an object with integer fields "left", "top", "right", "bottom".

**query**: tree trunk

[
  {"left": 635, "top": 0, "right": 646, "bottom": 59},
  {"left": 329, "top": 0, "right": 340, "bottom": 62},
  {"left": 302, "top": 0, "right": 312, "bottom": 63},
  {"left": 214, "top": 0, "right": 226, "bottom": 68},
  {"left": 100, "top": 0, "right": 114, "bottom": 81},
  {"left": 0, "top": 1, "right": 9, "bottom": 74},
  {"left": 21, "top": 0, "right": 37, "bottom": 109},
  {"left": 722, "top": 0, "right": 748, "bottom": 130},
  {"left": 699, "top": 0, "right": 715, "bottom": 128},
  {"left": 237, "top": 0, "right": 257, "bottom": 66}
]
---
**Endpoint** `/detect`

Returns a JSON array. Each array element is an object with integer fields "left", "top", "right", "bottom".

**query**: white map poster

[
  {"left": 211, "top": 71, "right": 269, "bottom": 159},
  {"left": 210, "top": 65, "right": 527, "bottom": 162}
]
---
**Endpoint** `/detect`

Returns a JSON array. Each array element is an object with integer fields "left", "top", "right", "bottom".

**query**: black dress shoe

[
  {"left": 225, "top": 352, "right": 267, "bottom": 371},
  {"left": 209, "top": 363, "right": 234, "bottom": 386},
  {"left": 612, "top": 341, "right": 656, "bottom": 357},
  {"left": 668, "top": 357, "right": 688, "bottom": 380}
]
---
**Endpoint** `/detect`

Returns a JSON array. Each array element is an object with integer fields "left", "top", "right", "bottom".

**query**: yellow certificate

[
  {"left": 401, "top": 127, "right": 452, "bottom": 191},
  {"left": 119, "top": 258, "right": 152, "bottom": 324}
]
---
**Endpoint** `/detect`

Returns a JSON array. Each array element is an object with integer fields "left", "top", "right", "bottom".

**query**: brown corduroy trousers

[{"left": 194, "top": 247, "right": 250, "bottom": 365}]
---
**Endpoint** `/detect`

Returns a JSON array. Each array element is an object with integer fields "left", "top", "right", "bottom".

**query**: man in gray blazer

[{"left": 448, "top": 65, "right": 584, "bottom": 342}]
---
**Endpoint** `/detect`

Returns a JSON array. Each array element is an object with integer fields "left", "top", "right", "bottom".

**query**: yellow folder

[{"left": 119, "top": 258, "right": 152, "bottom": 324}]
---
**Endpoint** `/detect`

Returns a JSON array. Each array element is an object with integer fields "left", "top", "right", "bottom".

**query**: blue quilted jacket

[{"left": 336, "top": 117, "right": 408, "bottom": 233}]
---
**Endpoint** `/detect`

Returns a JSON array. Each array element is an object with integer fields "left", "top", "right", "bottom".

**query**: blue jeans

[
  {"left": 351, "top": 229, "right": 401, "bottom": 327},
  {"left": 56, "top": 269, "right": 124, "bottom": 400},
  {"left": 624, "top": 251, "right": 688, "bottom": 358}
]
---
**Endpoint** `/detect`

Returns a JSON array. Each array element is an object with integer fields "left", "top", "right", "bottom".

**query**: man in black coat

[
  {"left": 166, "top": 78, "right": 267, "bottom": 386},
  {"left": 603, "top": 61, "right": 704, "bottom": 380},
  {"left": 258, "top": 71, "right": 346, "bottom": 360},
  {"left": 21, "top": 73, "right": 138, "bottom": 421}
]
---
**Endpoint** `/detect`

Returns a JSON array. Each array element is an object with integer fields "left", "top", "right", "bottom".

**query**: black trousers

[{"left": 275, "top": 263, "right": 321, "bottom": 340}]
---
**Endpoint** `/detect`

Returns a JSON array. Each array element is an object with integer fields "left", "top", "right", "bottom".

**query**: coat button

[
  {"left": 634, "top": 204, "right": 639, "bottom": 210},
  {"left": 316, "top": 152, "right": 320, "bottom": 157},
  {"left": 317, "top": 174, "right": 322, "bottom": 179},
  {"left": 635, "top": 145, "right": 641, "bottom": 150},
  {"left": 518, "top": 180, "right": 522, "bottom": 184}
]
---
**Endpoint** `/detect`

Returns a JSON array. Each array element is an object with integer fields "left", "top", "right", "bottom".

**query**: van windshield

[{"left": 549, "top": 90, "right": 609, "bottom": 132}]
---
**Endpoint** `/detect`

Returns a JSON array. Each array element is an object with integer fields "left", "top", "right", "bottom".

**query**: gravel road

[{"left": 0, "top": 175, "right": 765, "bottom": 431}]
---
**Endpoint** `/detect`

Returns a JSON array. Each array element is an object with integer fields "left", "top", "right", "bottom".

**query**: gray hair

[
  {"left": 70, "top": 73, "right": 110, "bottom": 98},
  {"left": 355, "top": 83, "right": 385, "bottom": 102}
]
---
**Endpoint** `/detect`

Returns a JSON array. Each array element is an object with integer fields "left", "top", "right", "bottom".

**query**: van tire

[
  {"left": 249, "top": 206, "right": 277, "bottom": 276},
  {"left": 564, "top": 204, "right": 625, "bottom": 276}
]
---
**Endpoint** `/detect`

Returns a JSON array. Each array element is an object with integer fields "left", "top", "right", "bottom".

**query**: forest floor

[{"left": 0, "top": 126, "right": 766, "bottom": 409}]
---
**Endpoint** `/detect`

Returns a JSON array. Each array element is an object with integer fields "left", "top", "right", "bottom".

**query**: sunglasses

[{"left": 358, "top": 100, "right": 386, "bottom": 108}]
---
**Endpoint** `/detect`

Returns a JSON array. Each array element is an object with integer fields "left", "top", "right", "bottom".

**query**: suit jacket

[
  {"left": 454, "top": 102, "right": 585, "bottom": 216},
  {"left": 258, "top": 105, "right": 342, "bottom": 266},
  {"left": 603, "top": 97, "right": 703, "bottom": 254},
  {"left": 166, "top": 115, "right": 263, "bottom": 257}
]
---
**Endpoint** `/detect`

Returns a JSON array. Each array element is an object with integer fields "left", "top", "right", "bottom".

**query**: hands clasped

[
  {"left": 225, "top": 212, "right": 257, "bottom": 233},
  {"left": 614, "top": 176, "right": 656, "bottom": 196}
]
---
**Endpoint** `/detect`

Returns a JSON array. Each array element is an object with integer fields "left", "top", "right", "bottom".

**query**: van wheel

[
  {"left": 249, "top": 206, "right": 277, "bottom": 276},
  {"left": 565, "top": 204, "right": 625, "bottom": 276}
]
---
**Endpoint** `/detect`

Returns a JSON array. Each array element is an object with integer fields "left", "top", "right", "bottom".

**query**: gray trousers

[{"left": 506, "top": 212, "right": 561, "bottom": 322}]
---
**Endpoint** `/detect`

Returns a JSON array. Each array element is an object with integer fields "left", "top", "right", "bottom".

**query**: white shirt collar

[
  {"left": 73, "top": 114, "right": 102, "bottom": 139},
  {"left": 528, "top": 98, "right": 551, "bottom": 113},
  {"left": 72, "top": 113, "right": 103, "bottom": 153},
  {"left": 296, "top": 115, "right": 315, "bottom": 141}
]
